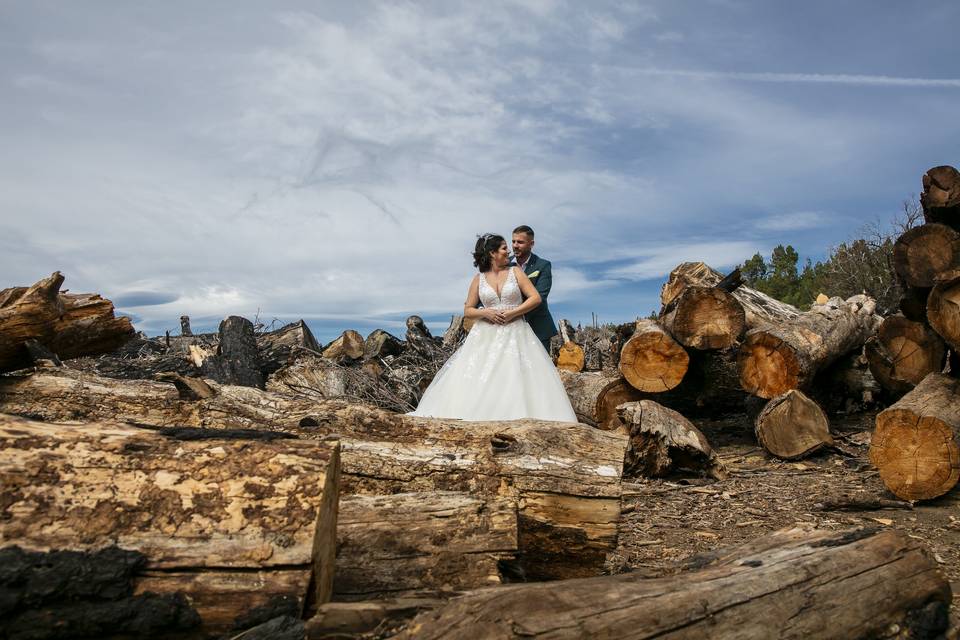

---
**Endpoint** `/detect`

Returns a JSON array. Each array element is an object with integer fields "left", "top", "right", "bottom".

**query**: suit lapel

[{"left": 524, "top": 253, "right": 538, "bottom": 274}]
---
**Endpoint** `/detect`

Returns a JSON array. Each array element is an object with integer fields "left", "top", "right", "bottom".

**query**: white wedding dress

[{"left": 409, "top": 267, "right": 577, "bottom": 422}]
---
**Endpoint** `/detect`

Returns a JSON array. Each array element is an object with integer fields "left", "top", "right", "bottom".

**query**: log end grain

[
  {"left": 619, "top": 322, "right": 689, "bottom": 392},
  {"left": 755, "top": 390, "right": 833, "bottom": 460},
  {"left": 738, "top": 332, "right": 801, "bottom": 399},
  {"left": 927, "top": 275, "right": 960, "bottom": 351},
  {"left": 556, "top": 341, "right": 585, "bottom": 372},
  {"left": 870, "top": 409, "right": 960, "bottom": 502},
  {"left": 666, "top": 287, "right": 745, "bottom": 350},
  {"left": 865, "top": 316, "right": 946, "bottom": 395},
  {"left": 893, "top": 223, "right": 960, "bottom": 288}
]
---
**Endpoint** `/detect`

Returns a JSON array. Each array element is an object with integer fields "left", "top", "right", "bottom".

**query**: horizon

[{"left": 3, "top": 2, "right": 958, "bottom": 343}]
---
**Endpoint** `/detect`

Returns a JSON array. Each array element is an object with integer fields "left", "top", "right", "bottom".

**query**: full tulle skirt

[{"left": 408, "top": 318, "right": 577, "bottom": 422}]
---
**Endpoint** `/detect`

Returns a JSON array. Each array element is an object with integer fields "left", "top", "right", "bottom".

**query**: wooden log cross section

[
  {"left": 927, "top": 271, "right": 960, "bottom": 352},
  {"left": 870, "top": 373, "right": 960, "bottom": 501},
  {"left": 755, "top": 389, "right": 833, "bottom": 460},
  {"left": 617, "top": 319, "right": 689, "bottom": 392},
  {"left": 865, "top": 315, "right": 946, "bottom": 396},
  {"left": 0, "top": 414, "right": 340, "bottom": 637},
  {"left": 893, "top": 223, "right": 960, "bottom": 288},
  {"left": 738, "top": 295, "right": 880, "bottom": 399},
  {"left": 559, "top": 370, "right": 644, "bottom": 429},
  {"left": 659, "top": 285, "right": 745, "bottom": 350},
  {"left": 0, "top": 368, "right": 628, "bottom": 581},
  {"left": 397, "top": 527, "right": 952, "bottom": 639}
]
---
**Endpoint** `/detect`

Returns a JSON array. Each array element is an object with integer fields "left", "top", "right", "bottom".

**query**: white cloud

[
  {"left": 604, "top": 241, "right": 762, "bottom": 281},
  {"left": 755, "top": 211, "right": 830, "bottom": 231}
]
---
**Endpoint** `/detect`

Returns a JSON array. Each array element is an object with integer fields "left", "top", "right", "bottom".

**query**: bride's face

[{"left": 490, "top": 241, "right": 510, "bottom": 268}]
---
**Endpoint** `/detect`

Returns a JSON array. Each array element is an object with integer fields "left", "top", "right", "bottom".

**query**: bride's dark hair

[{"left": 473, "top": 233, "right": 505, "bottom": 272}]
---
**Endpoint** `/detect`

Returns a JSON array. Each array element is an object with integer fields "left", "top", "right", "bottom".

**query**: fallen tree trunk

[
  {"left": 0, "top": 273, "right": 64, "bottom": 372},
  {"left": 659, "top": 286, "right": 745, "bottom": 350},
  {"left": 617, "top": 400, "right": 726, "bottom": 480},
  {"left": 618, "top": 319, "right": 689, "bottom": 392},
  {"left": 738, "top": 295, "right": 880, "bottom": 399},
  {"left": 893, "top": 223, "right": 960, "bottom": 288},
  {"left": 397, "top": 526, "right": 951, "bottom": 640},
  {"left": 0, "top": 414, "right": 340, "bottom": 637},
  {"left": 0, "top": 368, "right": 627, "bottom": 581},
  {"left": 266, "top": 353, "right": 351, "bottom": 398},
  {"left": 865, "top": 315, "right": 946, "bottom": 396},
  {"left": 646, "top": 348, "right": 748, "bottom": 418},
  {"left": 870, "top": 372, "right": 960, "bottom": 501},
  {"left": 899, "top": 284, "right": 931, "bottom": 322},
  {"left": 48, "top": 292, "right": 136, "bottom": 360},
  {"left": 755, "top": 389, "right": 833, "bottom": 460},
  {"left": 335, "top": 492, "right": 517, "bottom": 601},
  {"left": 927, "top": 271, "right": 960, "bottom": 352},
  {"left": 323, "top": 329, "right": 365, "bottom": 362},
  {"left": 661, "top": 262, "right": 800, "bottom": 329},
  {"left": 921, "top": 164, "right": 960, "bottom": 231},
  {"left": 559, "top": 369, "right": 644, "bottom": 429}
]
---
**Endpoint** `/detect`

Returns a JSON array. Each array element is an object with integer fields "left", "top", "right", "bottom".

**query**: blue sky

[{"left": 2, "top": 1, "right": 958, "bottom": 342}]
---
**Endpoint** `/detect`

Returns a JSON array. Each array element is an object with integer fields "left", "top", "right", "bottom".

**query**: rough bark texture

[
  {"left": 617, "top": 400, "right": 726, "bottom": 480},
  {"left": 659, "top": 286, "right": 745, "bottom": 350},
  {"left": 0, "top": 414, "right": 340, "bottom": 636},
  {"left": 927, "top": 272, "right": 960, "bottom": 352},
  {"left": 738, "top": 295, "right": 881, "bottom": 399},
  {"left": 405, "top": 316, "right": 443, "bottom": 359},
  {"left": 335, "top": 492, "right": 517, "bottom": 600},
  {"left": 870, "top": 373, "right": 960, "bottom": 501},
  {"left": 559, "top": 369, "right": 644, "bottom": 429},
  {"left": 647, "top": 348, "right": 748, "bottom": 418},
  {"left": 1, "top": 273, "right": 134, "bottom": 373},
  {"left": 398, "top": 527, "right": 951, "bottom": 640},
  {"left": 893, "top": 223, "right": 960, "bottom": 288},
  {"left": 200, "top": 315, "right": 264, "bottom": 388},
  {"left": 305, "top": 598, "right": 446, "bottom": 639},
  {"left": 755, "top": 389, "right": 833, "bottom": 460},
  {"left": 661, "top": 262, "right": 800, "bottom": 329},
  {"left": 257, "top": 320, "right": 321, "bottom": 375},
  {"left": 322, "top": 329, "right": 365, "bottom": 362},
  {"left": 899, "top": 284, "right": 931, "bottom": 323},
  {"left": 266, "top": 353, "right": 351, "bottom": 399},
  {"left": 0, "top": 368, "right": 627, "bottom": 581},
  {"left": 921, "top": 165, "right": 960, "bottom": 231},
  {"left": 618, "top": 319, "right": 689, "bottom": 392},
  {"left": 441, "top": 316, "right": 465, "bottom": 349},
  {"left": 866, "top": 315, "right": 947, "bottom": 396}
]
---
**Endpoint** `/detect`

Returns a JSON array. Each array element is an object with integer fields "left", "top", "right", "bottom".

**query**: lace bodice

[{"left": 478, "top": 267, "right": 522, "bottom": 310}]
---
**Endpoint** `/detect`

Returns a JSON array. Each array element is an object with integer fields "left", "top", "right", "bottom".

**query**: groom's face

[{"left": 512, "top": 232, "right": 534, "bottom": 261}]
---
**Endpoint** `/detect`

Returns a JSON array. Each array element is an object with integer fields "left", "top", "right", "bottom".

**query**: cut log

[
  {"left": 0, "top": 414, "right": 340, "bottom": 636},
  {"left": 405, "top": 316, "right": 442, "bottom": 358},
  {"left": 0, "top": 368, "right": 627, "bottom": 581},
  {"left": 322, "top": 329, "right": 365, "bottom": 362},
  {"left": 893, "top": 222, "right": 960, "bottom": 288},
  {"left": 266, "top": 353, "right": 350, "bottom": 398},
  {"left": 618, "top": 319, "right": 689, "bottom": 392},
  {"left": 661, "top": 262, "right": 800, "bottom": 329},
  {"left": 306, "top": 597, "right": 446, "bottom": 639},
  {"left": 659, "top": 286, "right": 745, "bottom": 350},
  {"left": 363, "top": 328, "right": 403, "bottom": 360},
  {"left": 397, "top": 527, "right": 951, "bottom": 640},
  {"left": 0, "top": 272, "right": 64, "bottom": 372},
  {"left": 927, "top": 271, "right": 960, "bottom": 352},
  {"left": 258, "top": 319, "right": 321, "bottom": 375},
  {"left": 870, "top": 372, "right": 960, "bottom": 501},
  {"left": 441, "top": 315, "right": 465, "bottom": 349},
  {"left": 555, "top": 341, "right": 585, "bottom": 372},
  {"left": 809, "top": 348, "right": 881, "bottom": 415},
  {"left": 738, "top": 295, "right": 880, "bottom": 399},
  {"left": 180, "top": 315, "right": 192, "bottom": 336},
  {"left": 649, "top": 348, "right": 748, "bottom": 418},
  {"left": 335, "top": 492, "right": 517, "bottom": 600},
  {"left": 866, "top": 315, "right": 946, "bottom": 396},
  {"left": 754, "top": 389, "right": 833, "bottom": 460},
  {"left": 898, "top": 284, "right": 931, "bottom": 322},
  {"left": 48, "top": 291, "right": 136, "bottom": 360},
  {"left": 559, "top": 370, "right": 644, "bottom": 429},
  {"left": 200, "top": 315, "right": 264, "bottom": 388},
  {"left": 921, "top": 164, "right": 960, "bottom": 230},
  {"left": 617, "top": 400, "right": 726, "bottom": 479}
]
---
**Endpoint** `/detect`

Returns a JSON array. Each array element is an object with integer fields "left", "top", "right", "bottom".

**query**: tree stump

[
  {"left": 659, "top": 286, "right": 745, "bottom": 350},
  {"left": 257, "top": 320, "right": 321, "bottom": 374},
  {"left": 335, "top": 492, "right": 517, "bottom": 600},
  {"left": 363, "top": 329, "right": 403, "bottom": 360},
  {"left": 866, "top": 315, "right": 946, "bottom": 396},
  {"left": 559, "top": 370, "right": 644, "bottom": 429},
  {"left": 870, "top": 373, "right": 960, "bottom": 501},
  {"left": 755, "top": 389, "right": 833, "bottom": 460},
  {"left": 738, "top": 295, "right": 880, "bottom": 399},
  {"left": 921, "top": 164, "right": 960, "bottom": 231},
  {"left": 927, "top": 271, "right": 960, "bottom": 352},
  {"left": 618, "top": 319, "right": 689, "bottom": 392},
  {"left": 397, "top": 527, "right": 951, "bottom": 640},
  {"left": 200, "top": 315, "right": 264, "bottom": 388},
  {"left": 617, "top": 400, "right": 726, "bottom": 479},
  {"left": 323, "top": 329, "right": 365, "bottom": 362},
  {"left": 892, "top": 223, "right": 960, "bottom": 288},
  {"left": 0, "top": 414, "right": 340, "bottom": 636}
]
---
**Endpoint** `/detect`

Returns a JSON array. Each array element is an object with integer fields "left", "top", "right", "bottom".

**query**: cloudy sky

[{"left": 2, "top": 1, "right": 958, "bottom": 342}]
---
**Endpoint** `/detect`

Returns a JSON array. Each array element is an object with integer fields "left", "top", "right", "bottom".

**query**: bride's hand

[{"left": 481, "top": 308, "right": 506, "bottom": 324}]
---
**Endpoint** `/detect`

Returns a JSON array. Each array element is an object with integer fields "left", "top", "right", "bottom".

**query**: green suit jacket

[{"left": 517, "top": 253, "right": 558, "bottom": 344}]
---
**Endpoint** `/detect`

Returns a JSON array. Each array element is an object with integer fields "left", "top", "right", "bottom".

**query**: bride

[{"left": 409, "top": 233, "right": 577, "bottom": 422}]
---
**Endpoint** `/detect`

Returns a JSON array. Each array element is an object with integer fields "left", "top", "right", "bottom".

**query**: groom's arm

[{"left": 533, "top": 260, "right": 553, "bottom": 300}]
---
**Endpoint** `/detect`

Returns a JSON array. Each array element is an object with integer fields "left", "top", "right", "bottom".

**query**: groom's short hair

[{"left": 513, "top": 225, "right": 534, "bottom": 238}]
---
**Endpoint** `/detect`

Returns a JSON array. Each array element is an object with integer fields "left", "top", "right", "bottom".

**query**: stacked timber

[
  {"left": 0, "top": 414, "right": 340, "bottom": 637},
  {"left": 559, "top": 369, "right": 644, "bottom": 429},
  {"left": 617, "top": 319, "right": 688, "bottom": 392},
  {"left": 865, "top": 315, "right": 946, "bottom": 396},
  {"left": 920, "top": 165, "right": 960, "bottom": 231},
  {"left": 754, "top": 389, "right": 834, "bottom": 460},
  {"left": 0, "top": 367, "right": 628, "bottom": 581}
]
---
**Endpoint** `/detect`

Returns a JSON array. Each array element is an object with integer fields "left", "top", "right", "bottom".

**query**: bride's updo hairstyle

[{"left": 473, "top": 233, "right": 505, "bottom": 272}]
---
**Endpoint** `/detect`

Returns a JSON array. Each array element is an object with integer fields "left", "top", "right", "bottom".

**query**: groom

[{"left": 512, "top": 225, "right": 558, "bottom": 352}]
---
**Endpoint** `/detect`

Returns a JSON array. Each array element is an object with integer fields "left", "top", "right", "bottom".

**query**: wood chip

[{"left": 871, "top": 518, "right": 893, "bottom": 526}]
